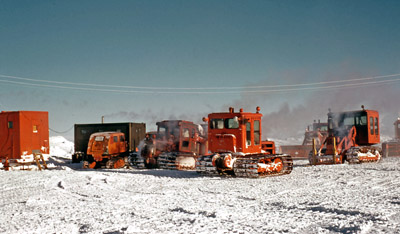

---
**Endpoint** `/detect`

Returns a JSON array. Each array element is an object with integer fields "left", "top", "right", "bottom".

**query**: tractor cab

[
  {"left": 205, "top": 107, "right": 263, "bottom": 155},
  {"left": 156, "top": 120, "right": 204, "bottom": 154},
  {"left": 327, "top": 107, "right": 379, "bottom": 146}
]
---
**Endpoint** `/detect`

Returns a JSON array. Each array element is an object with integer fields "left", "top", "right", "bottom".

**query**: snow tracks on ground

[{"left": 1, "top": 158, "right": 400, "bottom": 233}]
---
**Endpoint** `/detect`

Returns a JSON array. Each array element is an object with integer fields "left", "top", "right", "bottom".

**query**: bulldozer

[
  {"left": 130, "top": 120, "right": 207, "bottom": 170},
  {"left": 83, "top": 132, "right": 129, "bottom": 169},
  {"left": 382, "top": 118, "right": 400, "bottom": 157},
  {"left": 280, "top": 120, "right": 328, "bottom": 159},
  {"left": 196, "top": 107, "right": 293, "bottom": 178},
  {"left": 309, "top": 105, "right": 381, "bottom": 165}
]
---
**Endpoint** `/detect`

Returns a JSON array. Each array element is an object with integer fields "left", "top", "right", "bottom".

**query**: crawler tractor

[
  {"left": 309, "top": 106, "right": 381, "bottom": 165},
  {"left": 131, "top": 120, "right": 207, "bottom": 170},
  {"left": 280, "top": 120, "right": 328, "bottom": 159},
  {"left": 196, "top": 107, "right": 293, "bottom": 178},
  {"left": 83, "top": 132, "right": 129, "bottom": 169}
]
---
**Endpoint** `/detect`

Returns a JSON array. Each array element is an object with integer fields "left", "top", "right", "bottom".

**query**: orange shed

[{"left": 0, "top": 111, "right": 49, "bottom": 163}]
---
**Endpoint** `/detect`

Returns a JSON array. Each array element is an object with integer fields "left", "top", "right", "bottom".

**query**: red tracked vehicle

[
  {"left": 131, "top": 120, "right": 207, "bottom": 170},
  {"left": 83, "top": 132, "right": 129, "bottom": 169},
  {"left": 196, "top": 107, "right": 293, "bottom": 178},
  {"left": 309, "top": 106, "right": 381, "bottom": 165}
]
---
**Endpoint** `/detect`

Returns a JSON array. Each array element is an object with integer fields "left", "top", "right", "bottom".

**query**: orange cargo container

[{"left": 0, "top": 111, "right": 49, "bottom": 163}]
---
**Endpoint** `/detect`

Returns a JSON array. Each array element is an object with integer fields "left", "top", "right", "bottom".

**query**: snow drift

[{"left": 0, "top": 137, "right": 399, "bottom": 233}]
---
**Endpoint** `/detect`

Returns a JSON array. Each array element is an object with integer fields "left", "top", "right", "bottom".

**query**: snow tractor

[
  {"left": 83, "top": 132, "right": 129, "bottom": 169},
  {"left": 130, "top": 120, "right": 207, "bottom": 170},
  {"left": 309, "top": 105, "right": 381, "bottom": 165},
  {"left": 382, "top": 118, "right": 400, "bottom": 157},
  {"left": 72, "top": 122, "right": 145, "bottom": 163},
  {"left": 196, "top": 107, "right": 293, "bottom": 178},
  {"left": 280, "top": 120, "right": 328, "bottom": 159}
]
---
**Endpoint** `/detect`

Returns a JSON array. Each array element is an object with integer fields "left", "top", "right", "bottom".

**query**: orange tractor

[
  {"left": 131, "top": 120, "right": 207, "bottom": 170},
  {"left": 83, "top": 132, "right": 129, "bottom": 169},
  {"left": 196, "top": 107, "right": 293, "bottom": 178},
  {"left": 309, "top": 106, "right": 381, "bottom": 165}
]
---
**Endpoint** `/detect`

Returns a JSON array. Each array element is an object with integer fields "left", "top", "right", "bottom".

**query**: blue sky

[{"left": 1, "top": 0, "right": 400, "bottom": 140}]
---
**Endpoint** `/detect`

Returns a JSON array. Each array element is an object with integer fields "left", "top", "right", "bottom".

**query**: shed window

[{"left": 8, "top": 121, "right": 13, "bottom": 129}]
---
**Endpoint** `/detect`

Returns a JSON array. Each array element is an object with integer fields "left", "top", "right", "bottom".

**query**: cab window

[
  {"left": 343, "top": 117, "right": 355, "bottom": 126},
  {"left": 224, "top": 118, "right": 239, "bottom": 129},
  {"left": 254, "top": 120, "right": 260, "bottom": 145},
  {"left": 158, "top": 126, "right": 167, "bottom": 139},
  {"left": 113, "top": 136, "right": 119, "bottom": 142},
  {"left": 95, "top": 136, "right": 104, "bottom": 141},
  {"left": 182, "top": 128, "right": 190, "bottom": 138},
  {"left": 370, "top": 117, "right": 374, "bottom": 135},
  {"left": 360, "top": 116, "right": 367, "bottom": 125},
  {"left": 320, "top": 126, "right": 328, "bottom": 131},
  {"left": 246, "top": 122, "right": 251, "bottom": 146},
  {"left": 120, "top": 135, "right": 125, "bottom": 141},
  {"left": 210, "top": 119, "right": 224, "bottom": 129},
  {"left": 375, "top": 117, "right": 379, "bottom": 135}
]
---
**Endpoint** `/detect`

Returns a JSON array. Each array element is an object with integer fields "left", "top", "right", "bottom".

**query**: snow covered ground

[{"left": 1, "top": 138, "right": 400, "bottom": 233}]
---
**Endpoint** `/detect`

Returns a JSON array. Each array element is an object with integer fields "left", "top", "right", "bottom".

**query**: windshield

[
  {"left": 210, "top": 119, "right": 224, "bottom": 129},
  {"left": 224, "top": 118, "right": 239, "bottom": 129},
  {"left": 94, "top": 136, "right": 104, "bottom": 141},
  {"left": 319, "top": 126, "right": 328, "bottom": 131}
]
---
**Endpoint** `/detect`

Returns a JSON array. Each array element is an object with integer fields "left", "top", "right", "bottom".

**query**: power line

[
  {"left": 1, "top": 73, "right": 400, "bottom": 94},
  {"left": 49, "top": 126, "right": 74, "bottom": 134},
  {"left": 1, "top": 73, "right": 400, "bottom": 90}
]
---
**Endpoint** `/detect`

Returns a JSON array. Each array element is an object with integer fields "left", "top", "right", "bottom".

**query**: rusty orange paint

[
  {"left": 207, "top": 109, "right": 263, "bottom": 154},
  {"left": 87, "top": 132, "right": 127, "bottom": 162},
  {"left": 113, "top": 158, "right": 125, "bottom": 169},
  {"left": 89, "top": 161, "right": 97, "bottom": 169}
]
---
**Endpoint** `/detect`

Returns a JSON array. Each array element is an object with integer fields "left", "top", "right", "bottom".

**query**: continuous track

[
  {"left": 234, "top": 154, "right": 293, "bottom": 178},
  {"left": 129, "top": 152, "right": 145, "bottom": 169},
  {"left": 346, "top": 146, "right": 381, "bottom": 164},
  {"left": 158, "top": 152, "right": 197, "bottom": 170},
  {"left": 196, "top": 154, "right": 293, "bottom": 178}
]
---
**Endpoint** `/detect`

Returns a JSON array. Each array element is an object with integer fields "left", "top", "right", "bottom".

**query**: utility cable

[
  {"left": 49, "top": 126, "right": 74, "bottom": 134},
  {"left": 1, "top": 76, "right": 400, "bottom": 94},
  {"left": 1, "top": 73, "right": 400, "bottom": 90}
]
